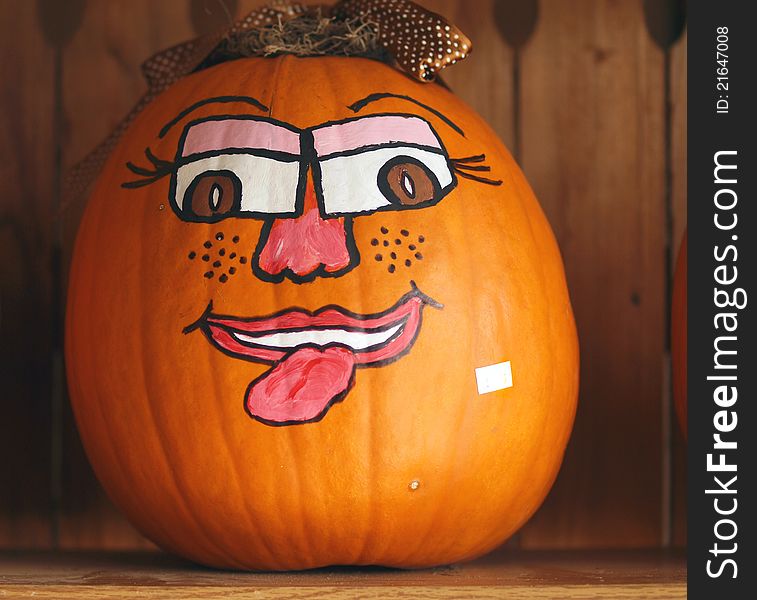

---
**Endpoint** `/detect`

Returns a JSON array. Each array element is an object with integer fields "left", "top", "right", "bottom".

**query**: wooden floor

[{"left": 0, "top": 548, "right": 686, "bottom": 599}]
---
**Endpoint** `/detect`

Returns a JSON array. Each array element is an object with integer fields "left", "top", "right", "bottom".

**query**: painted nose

[{"left": 253, "top": 179, "right": 354, "bottom": 282}]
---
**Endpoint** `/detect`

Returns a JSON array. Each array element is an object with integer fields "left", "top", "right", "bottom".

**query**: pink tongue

[{"left": 246, "top": 347, "right": 356, "bottom": 424}]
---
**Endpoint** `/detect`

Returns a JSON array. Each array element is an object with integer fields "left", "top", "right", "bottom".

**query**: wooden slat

[
  {"left": 419, "top": 0, "right": 516, "bottom": 150},
  {"left": 0, "top": 548, "right": 686, "bottom": 598},
  {"left": 670, "top": 29, "right": 687, "bottom": 548},
  {"left": 518, "top": 0, "right": 667, "bottom": 547},
  {"left": 0, "top": 1, "right": 56, "bottom": 549},
  {"left": 58, "top": 0, "right": 200, "bottom": 549},
  {"left": 670, "top": 30, "right": 687, "bottom": 264}
]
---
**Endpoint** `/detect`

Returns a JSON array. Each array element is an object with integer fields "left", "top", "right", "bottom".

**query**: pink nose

[{"left": 253, "top": 182, "right": 353, "bottom": 282}]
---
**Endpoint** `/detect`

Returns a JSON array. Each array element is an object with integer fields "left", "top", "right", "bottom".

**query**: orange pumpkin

[
  {"left": 66, "top": 55, "right": 579, "bottom": 570},
  {"left": 671, "top": 231, "right": 687, "bottom": 437}
]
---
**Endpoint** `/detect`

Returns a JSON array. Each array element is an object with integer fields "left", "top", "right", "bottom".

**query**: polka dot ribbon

[
  {"left": 64, "top": 0, "right": 471, "bottom": 206},
  {"left": 333, "top": 0, "right": 472, "bottom": 81},
  {"left": 226, "top": 0, "right": 472, "bottom": 81}
]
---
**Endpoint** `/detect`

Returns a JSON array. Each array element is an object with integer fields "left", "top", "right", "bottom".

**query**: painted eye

[
  {"left": 380, "top": 158, "right": 438, "bottom": 206},
  {"left": 183, "top": 170, "right": 241, "bottom": 221},
  {"left": 317, "top": 150, "right": 451, "bottom": 216},
  {"left": 174, "top": 155, "right": 300, "bottom": 221}
]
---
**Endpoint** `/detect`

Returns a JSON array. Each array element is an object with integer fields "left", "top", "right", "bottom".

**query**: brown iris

[
  {"left": 379, "top": 157, "right": 439, "bottom": 207},
  {"left": 184, "top": 171, "right": 241, "bottom": 220}
]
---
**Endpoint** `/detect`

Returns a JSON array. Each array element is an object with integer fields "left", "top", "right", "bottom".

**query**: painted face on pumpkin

[
  {"left": 123, "top": 91, "right": 501, "bottom": 426},
  {"left": 68, "top": 56, "right": 578, "bottom": 570}
]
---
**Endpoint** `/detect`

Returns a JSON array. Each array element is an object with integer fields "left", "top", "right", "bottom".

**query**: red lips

[
  {"left": 187, "top": 284, "right": 440, "bottom": 425},
  {"left": 200, "top": 287, "right": 428, "bottom": 365}
]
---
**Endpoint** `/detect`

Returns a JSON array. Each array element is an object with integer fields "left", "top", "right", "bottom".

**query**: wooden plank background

[
  {"left": 0, "top": 0, "right": 686, "bottom": 551},
  {"left": 0, "top": 1, "right": 56, "bottom": 549}
]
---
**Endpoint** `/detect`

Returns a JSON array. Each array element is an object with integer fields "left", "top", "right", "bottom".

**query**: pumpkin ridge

[
  {"left": 134, "top": 197, "right": 245, "bottom": 568},
  {"left": 203, "top": 317, "right": 281, "bottom": 568},
  {"left": 353, "top": 223, "right": 376, "bottom": 566},
  {"left": 398, "top": 193, "right": 474, "bottom": 565},
  {"left": 510, "top": 163, "right": 579, "bottom": 546},
  {"left": 67, "top": 173, "right": 156, "bottom": 551},
  {"left": 271, "top": 54, "right": 328, "bottom": 569},
  {"left": 70, "top": 143, "right": 190, "bottom": 556}
]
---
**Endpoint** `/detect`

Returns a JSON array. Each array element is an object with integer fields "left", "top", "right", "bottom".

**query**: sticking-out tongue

[{"left": 246, "top": 346, "right": 357, "bottom": 424}]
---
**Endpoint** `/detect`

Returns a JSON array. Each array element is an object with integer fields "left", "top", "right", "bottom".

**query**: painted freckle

[
  {"left": 213, "top": 260, "right": 222, "bottom": 268},
  {"left": 229, "top": 252, "right": 237, "bottom": 259},
  {"left": 383, "top": 240, "right": 390, "bottom": 247},
  {"left": 405, "top": 259, "right": 412, "bottom": 267},
  {"left": 375, "top": 254, "right": 383, "bottom": 261},
  {"left": 188, "top": 251, "right": 196, "bottom": 259},
  {"left": 204, "top": 271, "right": 214, "bottom": 279},
  {"left": 239, "top": 256, "right": 248, "bottom": 264},
  {"left": 219, "top": 248, "right": 226, "bottom": 257},
  {"left": 219, "top": 274, "right": 228, "bottom": 283},
  {"left": 201, "top": 254, "right": 210, "bottom": 262},
  {"left": 390, "top": 252, "right": 397, "bottom": 259},
  {"left": 418, "top": 235, "right": 425, "bottom": 243},
  {"left": 232, "top": 235, "right": 240, "bottom": 243},
  {"left": 229, "top": 266, "right": 236, "bottom": 274},
  {"left": 394, "top": 239, "right": 402, "bottom": 245},
  {"left": 380, "top": 226, "right": 389, "bottom": 234},
  {"left": 388, "top": 264, "right": 396, "bottom": 273},
  {"left": 400, "top": 229, "right": 409, "bottom": 237},
  {"left": 409, "top": 244, "right": 417, "bottom": 251},
  {"left": 415, "top": 252, "right": 424, "bottom": 260},
  {"left": 371, "top": 238, "right": 379, "bottom": 246},
  {"left": 203, "top": 241, "right": 212, "bottom": 249}
]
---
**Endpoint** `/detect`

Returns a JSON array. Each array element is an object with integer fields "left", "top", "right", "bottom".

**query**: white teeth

[{"left": 232, "top": 322, "right": 404, "bottom": 351}]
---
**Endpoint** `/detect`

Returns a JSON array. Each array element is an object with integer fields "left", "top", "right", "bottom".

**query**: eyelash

[
  {"left": 123, "top": 147, "right": 175, "bottom": 189},
  {"left": 123, "top": 148, "right": 503, "bottom": 189},
  {"left": 450, "top": 154, "right": 503, "bottom": 186}
]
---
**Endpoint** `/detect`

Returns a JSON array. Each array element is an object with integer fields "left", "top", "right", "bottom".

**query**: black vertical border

[{"left": 689, "top": 1, "right": 756, "bottom": 597}]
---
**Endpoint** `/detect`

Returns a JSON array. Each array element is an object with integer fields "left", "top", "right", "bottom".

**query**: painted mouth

[{"left": 184, "top": 282, "right": 441, "bottom": 425}]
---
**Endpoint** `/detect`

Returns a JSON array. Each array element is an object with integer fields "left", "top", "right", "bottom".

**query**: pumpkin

[
  {"left": 65, "top": 54, "right": 579, "bottom": 570},
  {"left": 671, "top": 231, "right": 687, "bottom": 437}
]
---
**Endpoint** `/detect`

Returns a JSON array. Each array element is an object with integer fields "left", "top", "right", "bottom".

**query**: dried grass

[{"left": 223, "top": 9, "right": 384, "bottom": 59}]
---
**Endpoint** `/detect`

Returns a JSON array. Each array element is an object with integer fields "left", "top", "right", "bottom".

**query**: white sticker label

[{"left": 475, "top": 361, "right": 513, "bottom": 395}]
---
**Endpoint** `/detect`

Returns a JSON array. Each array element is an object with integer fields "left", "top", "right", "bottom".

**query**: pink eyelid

[
  {"left": 180, "top": 115, "right": 442, "bottom": 159},
  {"left": 181, "top": 119, "right": 300, "bottom": 157},
  {"left": 312, "top": 115, "right": 442, "bottom": 156}
]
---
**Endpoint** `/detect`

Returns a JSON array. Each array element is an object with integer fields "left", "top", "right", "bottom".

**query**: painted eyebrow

[
  {"left": 159, "top": 95, "right": 269, "bottom": 139},
  {"left": 312, "top": 115, "right": 443, "bottom": 157},
  {"left": 348, "top": 93, "right": 465, "bottom": 137},
  {"left": 181, "top": 118, "right": 301, "bottom": 157}
]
